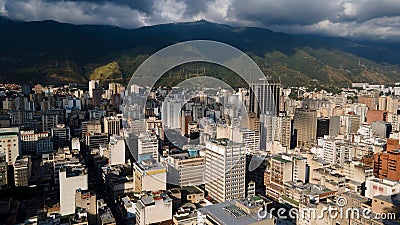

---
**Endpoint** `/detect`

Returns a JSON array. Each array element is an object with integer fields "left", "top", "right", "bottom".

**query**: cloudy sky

[{"left": 0, "top": 0, "right": 400, "bottom": 40}]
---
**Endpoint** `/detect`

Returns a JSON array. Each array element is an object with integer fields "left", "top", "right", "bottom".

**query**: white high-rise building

[
  {"left": 205, "top": 140, "right": 246, "bottom": 202},
  {"left": 88, "top": 80, "right": 99, "bottom": 98},
  {"left": 0, "top": 127, "right": 20, "bottom": 165},
  {"left": 231, "top": 127, "right": 260, "bottom": 153},
  {"left": 322, "top": 137, "right": 337, "bottom": 165},
  {"left": 59, "top": 167, "right": 88, "bottom": 216},
  {"left": 161, "top": 99, "right": 184, "bottom": 129},
  {"left": 108, "top": 135, "right": 125, "bottom": 165}
]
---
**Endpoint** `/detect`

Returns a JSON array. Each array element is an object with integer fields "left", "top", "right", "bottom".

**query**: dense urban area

[{"left": 1, "top": 78, "right": 400, "bottom": 225}]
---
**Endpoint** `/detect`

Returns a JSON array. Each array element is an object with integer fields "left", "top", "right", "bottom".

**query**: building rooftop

[
  {"left": 198, "top": 200, "right": 273, "bottom": 225},
  {"left": 374, "top": 194, "right": 400, "bottom": 205}
]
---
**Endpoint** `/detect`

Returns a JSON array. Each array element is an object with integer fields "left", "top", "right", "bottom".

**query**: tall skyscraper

[
  {"left": 249, "top": 78, "right": 281, "bottom": 115},
  {"left": 205, "top": 139, "right": 246, "bottom": 202},
  {"left": 293, "top": 108, "right": 317, "bottom": 149},
  {"left": 88, "top": 80, "right": 99, "bottom": 98}
]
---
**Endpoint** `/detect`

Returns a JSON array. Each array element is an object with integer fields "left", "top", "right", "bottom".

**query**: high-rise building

[
  {"left": 249, "top": 78, "right": 281, "bottom": 115},
  {"left": 81, "top": 120, "right": 102, "bottom": 137},
  {"left": 316, "top": 118, "right": 330, "bottom": 138},
  {"left": 0, "top": 127, "right": 20, "bottom": 165},
  {"left": 293, "top": 108, "right": 317, "bottom": 149},
  {"left": 20, "top": 130, "right": 53, "bottom": 155},
  {"left": 205, "top": 139, "right": 246, "bottom": 202},
  {"left": 167, "top": 151, "right": 205, "bottom": 187},
  {"left": 366, "top": 110, "right": 388, "bottom": 123},
  {"left": 329, "top": 116, "right": 340, "bottom": 136},
  {"left": 374, "top": 149, "right": 400, "bottom": 181},
  {"left": 88, "top": 80, "right": 99, "bottom": 98},
  {"left": 59, "top": 166, "right": 88, "bottom": 216},
  {"left": 133, "top": 159, "right": 166, "bottom": 192},
  {"left": 135, "top": 192, "right": 172, "bottom": 225},
  {"left": 51, "top": 124, "right": 71, "bottom": 149},
  {"left": 13, "top": 155, "right": 32, "bottom": 187},
  {"left": 232, "top": 126, "right": 260, "bottom": 153},
  {"left": 103, "top": 116, "right": 121, "bottom": 136},
  {"left": 107, "top": 135, "right": 126, "bottom": 166},
  {"left": 134, "top": 132, "right": 159, "bottom": 162},
  {"left": 85, "top": 133, "right": 108, "bottom": 152}
]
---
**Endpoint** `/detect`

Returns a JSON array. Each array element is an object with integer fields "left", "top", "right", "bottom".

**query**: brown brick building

[{"left": 374, "top": 149, "right": 400, "bottom": 181}]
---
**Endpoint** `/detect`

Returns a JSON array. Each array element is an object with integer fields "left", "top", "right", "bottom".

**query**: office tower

[
  {"left": 42, "top": 113, "right": 59, "bottom": 131},
  {"left": 92, "top": 88, "right": 102, "bottom": 108},
  {"left": 329, "top": 116, "right": 340, "bottom": 136},
  {"left": 231, "top": 127, "right": 260, "bottom": 153},
  {"left": 259, "top": 114, "right": 276, "bottom": 150},
  {"left": 265, "top": 154, "right": 309, "bottom": 200},
  {"left": 103, "top": 116, "right": 121, "bottom": 136},
  {"left": 167, "top": 150, "right": 205, "bottom": 187},
  {"left": 13, "top": 155, "right": 32, "bottom": 187},
  {"left": 371, "top": 121, "right": 392, "bottom": 138},
  {"left": 316, "top": 118, "right": 330, "bottom": 138},
  {"left": 85, "top": 133, "right": 108, "bottom": 151},
  {"left": 130, "top": 132, "right": 159, "bottom": 163},
  {"left": 135, "top": 192, "right": 172, "bottom": 225},
  {"left": 133, "top": 159, "right": 166, "bottom": 192},
  {"left": 59, "top": 167, "right": 88, "bottom": 216},
  {"left": 249, "top": 78, "right": 281, "bottom": 115},
  {"left": 161, "top": 99, "right": 185, "bottom": 129},
  {"left": 0, "top": 127, "right": 20, "bottom": 165},
  {"left": 205, "top": 140, "right": 246, "bottom": 202},
  {"left": 293, "top": 108, "right": 317, "bottom": 149},
  {"left": 322, "top": 137, "right": 337, "bottom": 165},
  {"left": 108, "top": 82, "right": 125, "bottom": 95},
  {"left": 374, "top": 149, "right": 400, "bottom": 181},
  {"left": 88, "top": 80, "right": 99, "bottom": 98},
  {"left": 180, "top": 110, "right": 193, "bottom": 136},
  {"left": 20, "top": 130, "right": 53, "bottom": 155},
  {"left": 51, "top": 124, "right": 71, "bottom": 149},
  {"left": 81, "top": 120, "right": 102, "bottom": 137},
  {"left": 342, "top": 114, "right": 361, "bottom": 134},
  {"left": 108, "top": 135, "right": 125, "bottom": 165}
]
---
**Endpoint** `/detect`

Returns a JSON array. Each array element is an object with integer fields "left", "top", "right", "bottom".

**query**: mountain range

[{"left": 0, "top": 17, "right": 400, "bottom": 87}]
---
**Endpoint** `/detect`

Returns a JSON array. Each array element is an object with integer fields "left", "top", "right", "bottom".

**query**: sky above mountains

[{"left": 0, "top": 0, "right": 399, "bottom": 41}]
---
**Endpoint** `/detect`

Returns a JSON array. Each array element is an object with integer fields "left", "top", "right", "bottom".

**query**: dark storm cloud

[{"left": 0, "top": 0, "right": 400, "bottom": 40}]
